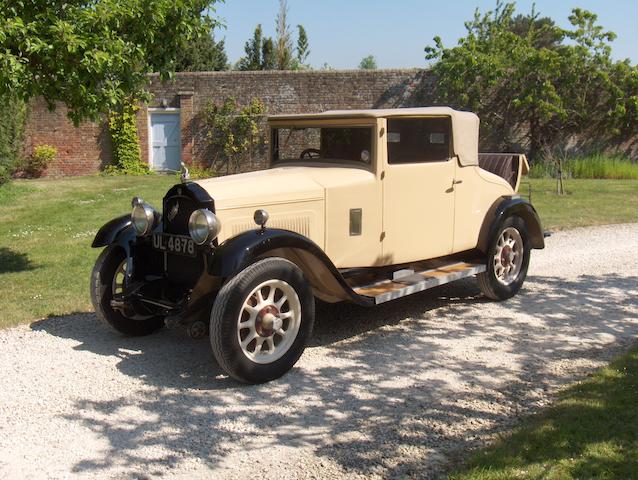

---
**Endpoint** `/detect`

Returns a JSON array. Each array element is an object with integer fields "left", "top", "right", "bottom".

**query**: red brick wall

[
  {"left": 23, "top": 98, "right": 112, "bottom": 177},
  {"left": 23, "top": 69, "right": 432, "bottom": 176}
]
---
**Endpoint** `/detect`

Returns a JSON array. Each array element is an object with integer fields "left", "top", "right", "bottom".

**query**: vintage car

[{"left": 91, "top": 107, "right": 544, "bottom": 383}]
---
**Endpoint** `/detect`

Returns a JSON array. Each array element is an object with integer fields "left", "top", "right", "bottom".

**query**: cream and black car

[{"left": 91, "top": 107, "right": 545, "bottom": 383}]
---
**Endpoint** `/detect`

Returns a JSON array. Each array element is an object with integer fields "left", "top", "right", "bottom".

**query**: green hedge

[{"left": 0, "top": 94, "right": 27, "bottom": 185}]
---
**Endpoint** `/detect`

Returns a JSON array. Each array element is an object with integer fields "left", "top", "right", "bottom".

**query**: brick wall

[
  {"left": 23, "top": 69, "right": 433, "bottom": 176},
  {"left": 23, "top": 98, "right": 112, "bottom": 176}
]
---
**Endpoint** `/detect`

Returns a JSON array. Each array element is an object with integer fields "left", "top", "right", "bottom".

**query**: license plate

[{"left": 152, "top": 234, "right": 196, "bottom": 257}]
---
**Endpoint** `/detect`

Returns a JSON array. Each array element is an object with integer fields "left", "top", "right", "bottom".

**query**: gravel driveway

[{"left": 1, "top": 223, "right": 637, "bottom": 479}]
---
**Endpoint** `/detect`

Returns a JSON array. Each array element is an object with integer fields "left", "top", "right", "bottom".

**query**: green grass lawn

[
  {"left": 0, "top": 174, "right": 176, "bottom": 328},
  {"left": 528, "top": 178, "right": 638, "bottom": 231},
  {"left": 450, "top": 346, "right": 638, "bottom": 480},
  {"left": 0, "top": 176, "right": 636, "bottom": 328}
]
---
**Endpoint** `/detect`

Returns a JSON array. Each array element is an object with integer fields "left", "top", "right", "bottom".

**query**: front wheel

[
  {"left": 90, "top": 246, "right": 165, "bottom": 336},
  {"left": 210, "top": 258, "right": 315, "bottom": 384},
  {"left": 477, "top": 216, "right": 531, "bottom": 301}
]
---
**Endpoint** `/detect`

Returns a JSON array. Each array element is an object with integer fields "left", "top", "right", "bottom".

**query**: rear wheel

[
  {"left": 477, "top": 216, "right": 531, "bottom": 301},
  {"left": 90, "top": 246, "right": 164, "bottom": 336},
  {"left": 210, "top": 258, "right": 315, "bottom": 384}
]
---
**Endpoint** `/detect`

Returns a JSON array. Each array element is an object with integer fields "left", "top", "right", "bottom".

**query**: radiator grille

[{"left": 232, "top": 216, "right": 311, "bottom": 237}]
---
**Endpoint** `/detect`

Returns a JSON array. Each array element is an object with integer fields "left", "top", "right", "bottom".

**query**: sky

[{"left": 212, "top": 0, "right": 638, "bottom": 69}]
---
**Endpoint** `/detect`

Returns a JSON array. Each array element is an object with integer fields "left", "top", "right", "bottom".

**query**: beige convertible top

[{"left": 269, "top": 107, "right": 480, "bottom": 167}]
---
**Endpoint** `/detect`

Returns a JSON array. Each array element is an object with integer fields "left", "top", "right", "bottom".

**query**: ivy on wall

[
  {"left": 0, "top": 94, "right": 27, "bottom": 185},
  {"left": 105, "top": 102, "right": 149, "bottom": 175}
]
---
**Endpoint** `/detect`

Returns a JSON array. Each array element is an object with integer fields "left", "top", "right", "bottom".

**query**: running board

[{"left": 352, "top": 262, "right": 486, "bottom": 305}]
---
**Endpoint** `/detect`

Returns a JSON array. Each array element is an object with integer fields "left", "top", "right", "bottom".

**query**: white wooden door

[{"left": 150, "top": 112, "right": 181, "bottom": 171}]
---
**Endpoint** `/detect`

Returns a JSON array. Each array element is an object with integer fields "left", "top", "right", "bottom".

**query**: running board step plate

[{"left": 353, "top": 262, "right": 486, "bottom": 304}]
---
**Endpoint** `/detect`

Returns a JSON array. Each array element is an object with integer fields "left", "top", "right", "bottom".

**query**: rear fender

[
  {"left": 478, "top": 196, "right": 545, "bottom": 252},
  {"left": 210, "top": 228, "right": 373, "bottom": 306}
]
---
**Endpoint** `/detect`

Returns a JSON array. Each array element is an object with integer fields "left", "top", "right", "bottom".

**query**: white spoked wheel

[
  {"left": 210, "top": 257, "right": 315, "bottom": 384},
  {"left": 478, "top": 216, "right": 531, "bottom": 301},
  {"left": 493, "top": 227, "right": 524, "bottom": 286},
  {"left": 237, "top": 279, "right": 302, "bottom": 364}
]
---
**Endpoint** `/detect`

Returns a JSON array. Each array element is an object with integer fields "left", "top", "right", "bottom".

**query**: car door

[{"left": 381, "top": 116, "right": 455, "bottom": 265}]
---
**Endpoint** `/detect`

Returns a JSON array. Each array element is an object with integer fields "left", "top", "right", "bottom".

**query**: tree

[
  {"left": 175, "top": 28, "right": 228, "bottom": 72},
  {"left": 262, "top": 38, "right": 277, "bottom": 70},
  {"left": 238, "top": 25, "right": 264, "bottom": 71},
  {"left": 276, "top": 0, "right": 294, "bottom": 70},
  {"left": 0, "top": 0, "right": 220, "bottom": 125},
  {"left": 424, "top": 2, "right": 638, "bottom": 160},
  {"left": 359, "top": 55, "right": 378, "bottom": 70},
  {"left": 296, "top": 25, "right": 310, "bottom": 65}
]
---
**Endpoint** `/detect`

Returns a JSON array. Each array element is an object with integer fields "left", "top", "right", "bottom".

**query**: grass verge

[
  {"left": 526, "top": 178, "right": 638, "bottom": 231},
  {"left": 0, "top": 175, "right": 175, "bottom": 328},
  {"left": 0, "top": 176, "right": 636, "bottom": 328},
  {"left": 450, "top": 345, "right": 638, "bottom": 480}
]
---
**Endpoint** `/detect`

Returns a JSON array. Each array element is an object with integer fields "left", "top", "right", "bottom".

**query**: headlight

[
  {"left": 188, "top": 209, "right": 221, "bottom": 245},
  {"left": 131, "top": 200, "right": 157, "bottom": 236}
]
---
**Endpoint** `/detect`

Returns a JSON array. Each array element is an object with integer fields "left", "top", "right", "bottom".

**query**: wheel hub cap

[
  {"left": 256, "top": 306, "right": 281, "bottom": 337},
  {"left": 493, "top": 227, "right": 524, "bottom": 286}
]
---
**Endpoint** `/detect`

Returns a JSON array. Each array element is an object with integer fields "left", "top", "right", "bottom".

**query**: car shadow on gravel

[{"left": 29, "top": 273, "right": 638, "bottom": 478}]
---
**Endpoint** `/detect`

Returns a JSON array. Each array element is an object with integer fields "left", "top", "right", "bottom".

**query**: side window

[{"left": 387, "top": 117, "right": 451, "bottom": 164}]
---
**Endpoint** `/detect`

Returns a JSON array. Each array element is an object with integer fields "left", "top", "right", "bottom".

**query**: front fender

[
  {"left": 92, "top": 214, "right": 135, "bottom": 250},
  {"left": 478, "top": 196, "right": 545, "bottom": 252},
  {"left": 210, "top": 228, "right": 373, "bottom": 306}
]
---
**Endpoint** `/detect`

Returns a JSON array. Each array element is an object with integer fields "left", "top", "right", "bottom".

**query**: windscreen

[{"left": 271, "top": 126, "right": 373, "bottom": 164}]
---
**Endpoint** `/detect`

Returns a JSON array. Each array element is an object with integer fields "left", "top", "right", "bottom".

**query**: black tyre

[
  {"left": 90, "top": 246, "right": 164, "bottom": 336},
  {"left": 210, "top": 257, "right": 315, "bottom": 384},
  {"left": 477, "top": 216, "right": 531, "bottom": 301}
]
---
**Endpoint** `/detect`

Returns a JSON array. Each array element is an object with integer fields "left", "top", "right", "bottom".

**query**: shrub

[
  {"left": 24, "top": 145, "right": 57, "bottom": 177},
  {"left": 200, "top": 97, "right": 267, "bottom": 174},
  {"left": 105, "top": 102, "right": 149, "bottom": 176}
]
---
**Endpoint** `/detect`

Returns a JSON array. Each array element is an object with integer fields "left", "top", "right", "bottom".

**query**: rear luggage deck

[{"left": 348, "top": 261, "right": 486, "bottom": 305}]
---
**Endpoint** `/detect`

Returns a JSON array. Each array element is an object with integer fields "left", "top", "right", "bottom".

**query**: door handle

[{"left": 452, "top": 179, "right": 463, "bottom": 185}]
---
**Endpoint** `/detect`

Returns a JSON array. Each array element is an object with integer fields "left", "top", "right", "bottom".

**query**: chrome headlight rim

[
  {"left": 131, "top": 202, "right": 156, "bottom": 236},
  {"left": 188, "top": 209, "right": 221, "bottom": 246}
]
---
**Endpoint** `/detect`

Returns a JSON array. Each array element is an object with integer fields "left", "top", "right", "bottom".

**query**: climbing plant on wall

[
  {"left": 105, "top": 102, "right": 149, "bottom": 175},
  {"left": 200, "top": 97, "right": 267, "bottom": 174}
]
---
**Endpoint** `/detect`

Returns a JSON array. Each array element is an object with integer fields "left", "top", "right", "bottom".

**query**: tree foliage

[
  {"left": 0, "top": 94, "right": 27, "bottom": 185},
  {"left": 359, "top": 55, "right": 378, "bottom": 70},
  {"left": 275, "top": 0, "right": 294, "bottom": 70},
  {"left": 424, "top": 2, "right": 638, "bottom": 159},
  {"left": 297, "top": 25, "right": 310, "bottom": 66},
  {"left": 238, "top": 25, "right": 264, "bottom": 71},
  {"left": 237, "top": 2, "right": 309, "bottom": 71},
  {"left": 262, "top": 38, "right": 277, "bottom": 70},
  {"left": 0, "top": 0, "right": 220, "bottom": 125},
  {"left": 175, "top": 27, "right": 228, "bottom": 72}
]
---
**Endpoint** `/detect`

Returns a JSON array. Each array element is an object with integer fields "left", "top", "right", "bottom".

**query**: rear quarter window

[{"left": 387, "top": 117, "right": 452, "bottom": 164}]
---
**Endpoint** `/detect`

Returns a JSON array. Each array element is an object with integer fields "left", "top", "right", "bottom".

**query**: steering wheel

[{"left": 299, "top": 148, "right": 321, "bottom": 159}]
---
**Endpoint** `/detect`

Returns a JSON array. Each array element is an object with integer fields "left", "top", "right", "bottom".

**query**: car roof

[
  {"left": 269, "top": 107, "right": 480, "bottom": 167},
  {"left": 268, "top": 106, "right": 464, "bottom": 121}
]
